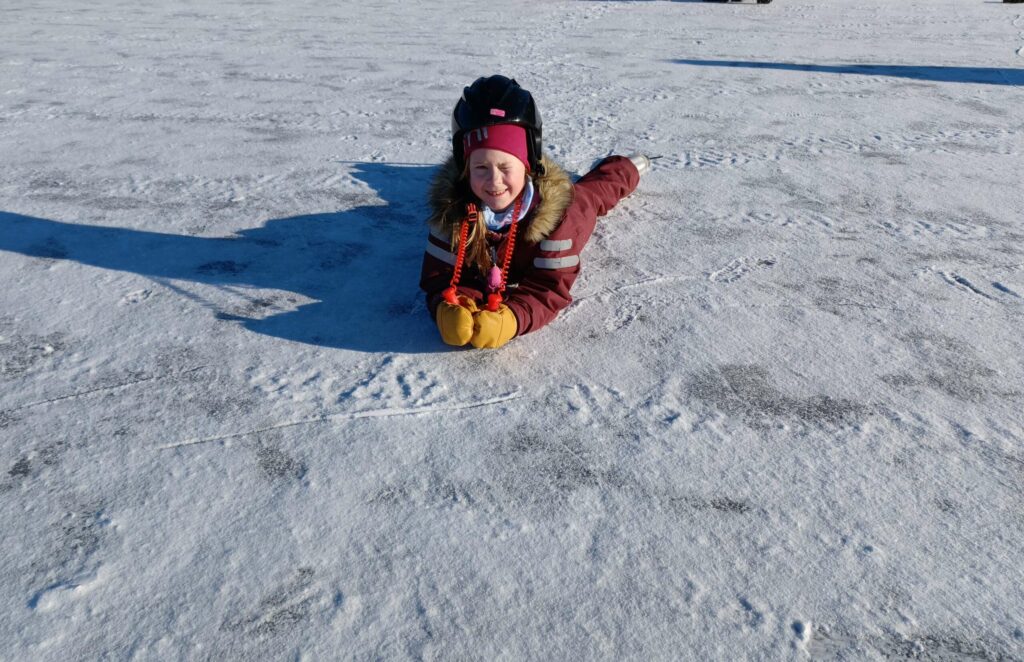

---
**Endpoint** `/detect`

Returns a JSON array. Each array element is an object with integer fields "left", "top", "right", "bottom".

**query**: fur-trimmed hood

[{"left": 427, "top": 155, "right": 574, "bottom": 244}]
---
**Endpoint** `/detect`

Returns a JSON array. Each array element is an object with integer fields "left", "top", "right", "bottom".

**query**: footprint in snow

[
  {"left": 118, "top": 289, "right": 153, "bottom": 305},
  {"left": 709, "top": 256, "right": 777, "bottom": 283}
]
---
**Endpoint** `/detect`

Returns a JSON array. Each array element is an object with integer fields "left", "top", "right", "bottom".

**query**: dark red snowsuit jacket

[{"left": 420, "top": 155, "right": 640, "bottom": 336}]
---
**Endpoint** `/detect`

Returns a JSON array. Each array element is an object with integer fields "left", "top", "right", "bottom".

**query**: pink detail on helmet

[{"left": 489, "top": 108, "right": 506, "bottom": 117}]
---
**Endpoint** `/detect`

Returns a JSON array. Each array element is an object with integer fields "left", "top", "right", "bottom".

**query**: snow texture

[{"left": 2, "top": 0, "right": 1024, "bottom": 659}]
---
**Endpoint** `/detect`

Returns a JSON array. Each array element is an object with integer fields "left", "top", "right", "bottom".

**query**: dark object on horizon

[
  {"left": 1005, "top": 0, "right": 1024, "bottom": 4},
  {"left": 703, "top": 0, "right": 772, "bottom": 4}
]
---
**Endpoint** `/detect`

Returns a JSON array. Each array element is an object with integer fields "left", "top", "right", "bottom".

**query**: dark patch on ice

[
  {"left": 953, "top": 424, "right": 1024, "bottom": 494},
  {"left": 0, "top": 410, "right": 18, "bottom": 429},
  {"left": 9, "top": 457, "right": 31, "bottom": 478},
  {"left": 502, "top": 431, "right": 602, "bottom": 499},
  {"left": 220, "top": 295, "right": 296, "bottom": 321},
  {"left": 194, "top": 390, "right": 256, "bottom": 421},
  {"left": 959, "top": 98, "right": 1009, "bottom": 118},
  {"left": 936, "top": 498, "right": 958, "bottom": 514},
  {"left": 995, "top": 243, "right": 1024, "bottom": 257},
  {"left": 655, "top": 490, "right": 757, "bottom": 517},
  {"left": 369, "top": 432, "right": 617, "bottom": 513},
  {"left": 0, "top": 332, "right": 66, "bottom": 378},
  {"left": 94, "top": 196, "right": 145, "bottom": 211},
  {"left": 859, "top": 150, "right": 907, "bottom": 166},
  {"left": 812, "top": 276, "right": 885, "bottom": 314},
  {"left": 367, "top": 470, "right": 502, "bottom": 514},
  {"left": 39, "top": 441, "right": 69, "bottom": 466},
  {"left": 57, "top": 508, "right": 106, "bottom": 561},
  {"left": 688, "top": 364, "right": 866, "bottom": 426},
  {"left": 885, "top": 332, "right": 1009, "bottom": 402},
  {"left": 4, "top": 442, "right": 70, "bottom": 490},
  {"left": 367, "top": 482, "right": 412, "bottom": 506},
  {"left": 699, "top": 496, "right": 752, "bottom": 514},
  {"left": 806, "top": 626, "right": 862, "bottom": 659},
  {"left": 254, "top": 443, "right": 307, "bottom": 483},
  {"left": 911, "top": 250, "right": 984, "bottom": 264},
  {"left": 195, "top": 260, "right": 248, "bottom": 275},
  {"left": 881, "top": 373, "right": 919, "bottom": 388},
  {"left": 958, "top": 207, "right": 1008, "bottom": 229},
  {"left": 221, "top": 567, "right": 318, "bottom": 637},
  {"left": 28, "top": 177, "right": 67, "bottom": 191},
  {"left": 154, "top": 347, "right": 207, "bottom": 379},
  {"left": 809, "top": 624, "right": 1020, "bottom": 661},
  {"left": 243, "top": 126, "right": 302, "bottom": 143}
]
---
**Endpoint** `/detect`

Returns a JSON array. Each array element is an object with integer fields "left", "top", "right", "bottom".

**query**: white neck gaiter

[{"left": 481, "top": 179, "right": 534, "bottom": 232}]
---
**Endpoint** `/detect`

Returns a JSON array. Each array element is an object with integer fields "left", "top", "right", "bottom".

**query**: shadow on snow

[
  {"left": 673, "top": 59, "right": 1024, "bottom": 86},
  {"left": 0, "top": 162, "right": 445, "bottom": 354}
]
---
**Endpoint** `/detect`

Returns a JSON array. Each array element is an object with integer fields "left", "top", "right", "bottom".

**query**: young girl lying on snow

[{"left": 419, "top": 75, "right": 649, "bottom": 349}]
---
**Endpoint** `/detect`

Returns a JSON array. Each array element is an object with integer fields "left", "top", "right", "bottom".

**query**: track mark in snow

[
  {"left": 337, "top": 355, "right": 442, "bottom": 407},
  {"left": 717, "top": 596, "right": 767, "bottom": 630},
  {"left": 564, "top": 273, "right": 696, "bottom": 320},
  {"left": 221, "top": 567, "right": 328, "bottom": 637},
  {"left": 5, "top": 365, "right": 208, "bottom": 413},
  {"left": 29, "top": 505, "right": 113, "bottom": 611},
  {"left": 604, "top": 298, "right": 651, "bottom": 333},
  {"left": 709, "top": 256, "right": 777, "bottom": 283},
  {"left": 992, "top": 281, "right": 1021, "bottom": 298},
  {"left": 938, "top": 271, "right": 994, "bottom": 300},
  {"left": 688, "top": 496, "right": 753, "bottom": 514},
  {"left": 563, "top": 383, "right": 629, "bottom": 421},
  {"left": 679, "top": 149, "right": 763, "bottom": 169},
  {"left": 158, "top": 392, "right": 523, "bottom": 450},
  {"left": 117, "top": 288, "right": 153, "bottom": 305},
  {"left": 29, "top": 569, "right": 104, "bottom": 612}
]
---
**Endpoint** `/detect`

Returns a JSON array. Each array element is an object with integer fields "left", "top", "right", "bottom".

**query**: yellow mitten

[
  {"left": 470, "top": 304, "right": 518, "bottom": 349},
  {"left": 436, "top": 296, "right": 478, "bottom": 346}
]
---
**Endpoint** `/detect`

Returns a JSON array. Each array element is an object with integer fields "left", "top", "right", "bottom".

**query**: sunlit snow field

[{"left": 2, "top": 0, "right": 1024, "bottom": 659}]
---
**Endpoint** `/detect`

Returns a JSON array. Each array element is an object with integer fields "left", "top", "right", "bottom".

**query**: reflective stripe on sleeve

[
  {"left": 425, "top": 242, "right": 457, "bottom": 266},
  {"left": 539, "top": 238, "right": 573, "bottom": 252},
  {"left": 533, "top": 255, "right": 580, "bottom": 270},
  {"left": 429, "top": 226, "right": 450, "bottom": 242}
]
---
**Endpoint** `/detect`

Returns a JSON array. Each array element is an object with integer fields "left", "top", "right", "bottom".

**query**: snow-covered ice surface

[{"left": 2, "top": 0, "right": 1024, "bottom": 659}]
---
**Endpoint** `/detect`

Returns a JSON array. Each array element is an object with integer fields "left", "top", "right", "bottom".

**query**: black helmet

[{"left": 452, "top": 75, "right": 544, "bottom": 175}]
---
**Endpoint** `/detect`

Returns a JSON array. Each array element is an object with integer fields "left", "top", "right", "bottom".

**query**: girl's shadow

[{"left": 0, "top": 162, "right": 444, "bottom": 353}]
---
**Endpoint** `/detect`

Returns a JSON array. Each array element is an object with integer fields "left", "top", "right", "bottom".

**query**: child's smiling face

[{"left": 468, "top": 148, "right": 527, "bottom": 212}]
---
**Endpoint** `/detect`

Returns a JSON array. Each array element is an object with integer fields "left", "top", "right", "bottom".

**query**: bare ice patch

[{"left": 687, "top": 364, "right": 867, "bottom": 427}]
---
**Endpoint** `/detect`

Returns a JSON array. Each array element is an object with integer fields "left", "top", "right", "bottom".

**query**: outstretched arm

[{"left": 505, "top": 155, "right": 642, "bottom": 335}]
